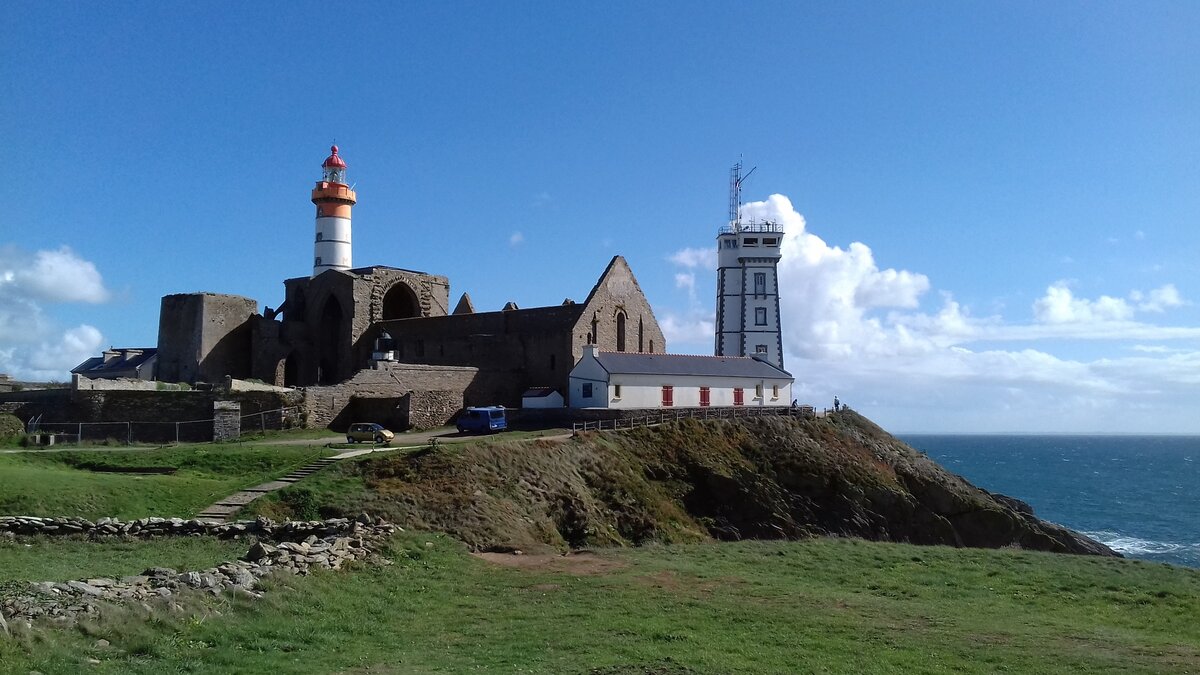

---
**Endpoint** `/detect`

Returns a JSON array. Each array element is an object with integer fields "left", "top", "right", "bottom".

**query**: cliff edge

[{"left": 273, "top": 412, "right": 1117, "bottom": 557}]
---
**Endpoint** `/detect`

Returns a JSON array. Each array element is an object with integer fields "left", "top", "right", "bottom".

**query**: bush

[{"left": 0, "top": 413, "right": 24, "bottom": 440}]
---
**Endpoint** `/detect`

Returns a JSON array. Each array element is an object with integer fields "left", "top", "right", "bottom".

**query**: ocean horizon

[{"left": 900, "top": 434, "right": 1200, "bottom": 569}]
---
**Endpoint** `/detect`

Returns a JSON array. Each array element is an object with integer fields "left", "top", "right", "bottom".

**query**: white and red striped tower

[{"left": 311, "top": 145, "right": 357, "bottom": 277}]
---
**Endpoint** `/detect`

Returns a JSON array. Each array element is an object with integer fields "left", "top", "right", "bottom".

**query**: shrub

[{"left": 0, "top": 413, "right": 24, "bottom": 440}]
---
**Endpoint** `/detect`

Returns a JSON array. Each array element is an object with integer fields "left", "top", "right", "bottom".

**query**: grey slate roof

[
  {"left": 71, "top": 349, "right": 158, "bottom": 376},
  {"left": 593, "top": 352, "right": 792, "bottom": 379}
]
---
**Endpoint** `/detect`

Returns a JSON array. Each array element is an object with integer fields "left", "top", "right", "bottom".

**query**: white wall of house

[
  {"left": 522, "top": 390, "right": 565, "bottom": 409},
  {"left": 568, "top": 354, "right": 610, "bottom": 408},
  {"left": 569, "top": 362, "right": 793, "bottom": 409},
  {"left": 601, "top": 373, "right": 792, "bottom": 409}
]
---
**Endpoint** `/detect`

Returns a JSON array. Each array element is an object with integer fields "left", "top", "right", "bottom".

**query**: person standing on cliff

[{"left": 833, "top": 395, "right": 840, "bottom": 412}]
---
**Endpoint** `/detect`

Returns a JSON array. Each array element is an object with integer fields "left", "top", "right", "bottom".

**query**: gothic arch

[
  {"left": 382, "top": 282, "right": 420, "bottom": 320},
  {"left": 616, "top": 310, "right": 627, "bottom": 352},
  {"left": 318, "top": 295, "right": 344, "bottom": 385}
]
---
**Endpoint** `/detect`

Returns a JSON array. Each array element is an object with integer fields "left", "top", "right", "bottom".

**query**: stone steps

[{"left": 195, "top": 457, "right": 343, "bottom": 522}]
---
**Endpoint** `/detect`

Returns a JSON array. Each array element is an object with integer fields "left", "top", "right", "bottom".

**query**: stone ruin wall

[{"left": 302, "top": 363, "right": 506, "bottom": 431}]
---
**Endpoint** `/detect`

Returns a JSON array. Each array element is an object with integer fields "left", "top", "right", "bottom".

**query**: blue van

[{"left": 456, "top": 406, "right": 508, "bottom": 434}]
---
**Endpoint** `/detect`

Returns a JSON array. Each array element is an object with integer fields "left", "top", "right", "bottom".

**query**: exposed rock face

[{"left": 322, "top": 412, "right": 1117, "bottom": 557}]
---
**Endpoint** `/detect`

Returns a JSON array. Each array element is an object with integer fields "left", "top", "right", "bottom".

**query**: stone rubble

[{"left": 0, "top": 513, "right": 398, "bottom": 629}]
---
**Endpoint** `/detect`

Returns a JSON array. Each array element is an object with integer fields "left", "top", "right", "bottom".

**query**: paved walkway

[{"left": 194, "top": 445, "right": 386, "bottom": 522}]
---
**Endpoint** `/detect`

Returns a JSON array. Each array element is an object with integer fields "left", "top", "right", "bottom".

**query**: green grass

[
  {"left": 0, "top": 535, "right": 250, "bottom": 584},
  {"left": 0, "top": 444, "right": 332, "bottom": 519},
  {"left": 2, "top": 534, "right": 1198, "bottom": 673}
]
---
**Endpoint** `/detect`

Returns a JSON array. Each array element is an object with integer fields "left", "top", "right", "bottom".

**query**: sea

[{"left": 899, "top": 435, "right": 1200, "bottom": 569}]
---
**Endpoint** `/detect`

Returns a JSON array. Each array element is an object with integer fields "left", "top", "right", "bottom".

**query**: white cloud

[
  {"left": 1132, "top": 284, "right": 1183, "bottom": 312},
  {"left": 0, "top": 245, "right": 110, "bottom": 380},
  {"left": 659, "top": 312, "right": 714, "bottom": 349},
  {"left": 667, "top": 247, "right": 715, "bottom": 270},
  {"left": 509, "top": 232, "right": 524, "bottom": 247},
  {"left": 674, "top": 272, "right": 696, "bottom": 294},
  {"left": 1033, "top": 281, "right": 1185, "bottom": 324},
  {"left": 659, "top": 193, "right": 1200, "bottom": 432},
  {"left": 1, "top": 245, "right": 110, "bottom": 304},
  {"left": 1033, "top": 282, "right": 1133, "bottom": 324}
]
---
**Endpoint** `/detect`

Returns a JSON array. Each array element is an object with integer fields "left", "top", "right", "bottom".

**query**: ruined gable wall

[{"left": 573, "top": 257, "right": 667, "bottom": 364}]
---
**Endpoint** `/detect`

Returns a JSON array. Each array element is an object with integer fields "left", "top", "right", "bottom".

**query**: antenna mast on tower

[{"left": 728, "top": 160, "right": 756, "bottom": 233}]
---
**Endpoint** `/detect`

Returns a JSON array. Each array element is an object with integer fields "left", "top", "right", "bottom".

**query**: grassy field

[
  {"left": 2, "top": 533, "right": 1198, "bottom": 673},
  {"left": 0, "top": 535, "right": 249, "bottom": 584},
  {"left": 0, "top": 444, "right": 331, "bottom": 519}
]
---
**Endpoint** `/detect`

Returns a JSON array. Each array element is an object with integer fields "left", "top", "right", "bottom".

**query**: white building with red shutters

[{"left": 568, "top": 345, "right": 793, "bottom": 409}]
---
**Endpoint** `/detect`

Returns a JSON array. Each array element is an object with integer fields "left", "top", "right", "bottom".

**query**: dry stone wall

[{"left": 0, "top": 514, "right": 398, "bottom": 628}]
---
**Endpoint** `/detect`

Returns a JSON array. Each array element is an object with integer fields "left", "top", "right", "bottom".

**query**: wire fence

[
  {"left": 570, "top": 404, "right": 818, "bottom": 434},
  {"left": 23, "top": 406, "right": 303, "bottom": 445}
]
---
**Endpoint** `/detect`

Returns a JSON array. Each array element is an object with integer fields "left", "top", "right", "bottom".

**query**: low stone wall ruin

[{"left": 0, "top": 514, "right": 398, "bottom": 631}]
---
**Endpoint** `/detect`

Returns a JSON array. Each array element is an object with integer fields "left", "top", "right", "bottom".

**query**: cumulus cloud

[
  {"left": 509, "top": 232, "right": 524, "bottom": 247},
  {"left": 1033, "top": 281, "right": 1185, "bottom": 324},
  {"left": 659, "top": 193, "right": 1200, "bottom": 432},
  {"left": 0, "top": 245, "right": 110, "bottom": 380}
]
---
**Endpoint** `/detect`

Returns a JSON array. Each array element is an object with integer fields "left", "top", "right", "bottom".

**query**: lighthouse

[
  {"left": 311, "top": 145, "right": 357, "bottom": 277},
  {"left": 714, "top": 162, "right": 785, "bottom": 369}
]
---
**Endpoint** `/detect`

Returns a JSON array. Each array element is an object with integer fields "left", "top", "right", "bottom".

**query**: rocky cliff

[{"left": 271, "top": 412, "right": 1116, "bottom": 557}]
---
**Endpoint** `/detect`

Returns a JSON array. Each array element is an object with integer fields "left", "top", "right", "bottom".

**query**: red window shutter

[
  {"left": 700, "top": 387, "right": 710, "bottom": 407},
  {"left": 734, "top": 388, "right": 743, "bottom": 406},
  {"left": 662, "top": 385, "right": 673, "bottom": 407}
]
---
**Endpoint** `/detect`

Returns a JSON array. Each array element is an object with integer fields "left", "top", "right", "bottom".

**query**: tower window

[
  {"left": 763, "top": 238, "right": 778, "bottom": 246},
  {"left": 754, "top": 272, "right": 766, "bottom": 295},
  {"left": 743, "top": 238, "right": 759, "bottom": 246},
  {"left": 616, "top": 312, "right": 627, "bottom": 352},
  {"left": 316, "top": 232, "right": 324, "bottom": 241},
  {"left": 755, "top": 307, "right": 767, "bottom": 326},
  {"left": 755, "top": 344, "right": 768, "bottom": 354},
  {"left": 315, "top": 257, "right": 322, "bottom": 267}
]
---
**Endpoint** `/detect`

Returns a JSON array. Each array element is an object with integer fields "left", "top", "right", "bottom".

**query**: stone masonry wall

[
  {"left": 303, "top": 363, "right": 490, "bottom": 430},
  {"left": 157, "top": 293, "right": 258, "bottom": 384}
]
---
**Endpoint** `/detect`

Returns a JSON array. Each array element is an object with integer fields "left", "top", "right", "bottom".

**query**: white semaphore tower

[
  {"left": 311, "top": 145, "right": 357, "bottom": 277},
  {"left": 714, "top": 161, "right": 785, "bottom": 369}
]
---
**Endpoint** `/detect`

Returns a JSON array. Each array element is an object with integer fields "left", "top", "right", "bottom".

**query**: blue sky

[{"left": 3, "top": 2, "right": 1198, "bottom": 432}]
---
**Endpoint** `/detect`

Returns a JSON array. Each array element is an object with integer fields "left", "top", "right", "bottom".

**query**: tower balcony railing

[{"left": 717, "top": 220, "right": 785, "bottom": 235}]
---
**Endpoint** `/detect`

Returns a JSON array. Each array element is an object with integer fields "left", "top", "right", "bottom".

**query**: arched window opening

[
  {"left": 638, "top": 317, "right": 644, "bottom": 353},
  {"left": 591, "top": 316, "right": 599, "bottom": 345},
  {"left": 382, "top": 283, "right": 420, "bottom": 320},
  {"left": 616, "top": 312, "right": 627, "bottom": 352},
  {"left": 318, "top": 295, "right": 344, "bottom": 385}
]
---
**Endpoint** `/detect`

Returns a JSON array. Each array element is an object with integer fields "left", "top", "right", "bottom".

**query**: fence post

[
  {"left": 175, "top": 422, "right": 180, "bottom": 444},
  {"left": 126, "top": 422, "right": 131, "bottom": 445}
]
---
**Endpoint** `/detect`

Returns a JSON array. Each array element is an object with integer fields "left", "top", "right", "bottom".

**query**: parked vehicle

[
  {"left": 456, "top": 406, "right": 507, "bottom": 434},
  {"left": 346, "top": 422, "right": 394, "bottom": 444}
]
